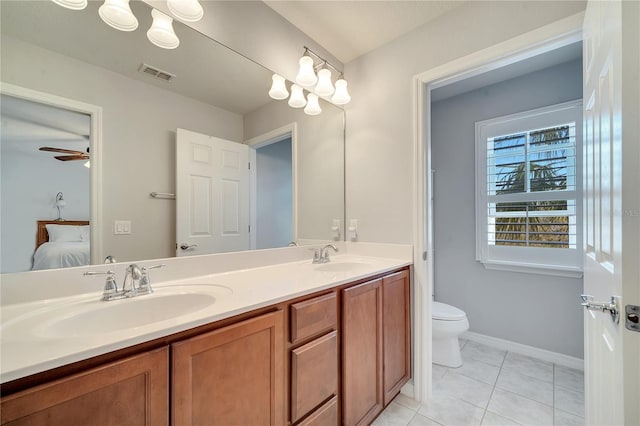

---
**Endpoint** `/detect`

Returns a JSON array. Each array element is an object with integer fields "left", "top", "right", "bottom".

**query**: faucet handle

[
  {"left": 84, "top": 270, "right": 119, "bottom": 301},
  {"left": 138, "top": 264, "right": 166, "bottom": 295},
  {"left": 308, "top": 248, "right": 321, "bottom": 263}
]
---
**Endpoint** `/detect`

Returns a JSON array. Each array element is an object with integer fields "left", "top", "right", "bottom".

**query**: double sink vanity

[{"left": 0, "top": 243, "right": 412, "bottom": 425}]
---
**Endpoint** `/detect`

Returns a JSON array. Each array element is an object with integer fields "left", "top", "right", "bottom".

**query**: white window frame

[{"left": 475, "top": 100, "right": 583, "bottom": 278}]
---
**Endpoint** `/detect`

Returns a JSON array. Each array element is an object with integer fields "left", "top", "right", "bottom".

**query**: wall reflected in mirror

[{"left": 0, "top": 0, "right": 345, "bottom": 273}]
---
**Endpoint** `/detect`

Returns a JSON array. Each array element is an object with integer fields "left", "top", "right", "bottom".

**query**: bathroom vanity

[{"left": 0, "top": 247, "right": 412, "bottom": 426}]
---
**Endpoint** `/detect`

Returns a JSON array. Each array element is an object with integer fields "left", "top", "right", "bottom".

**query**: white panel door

[
  {"left": 176, "top": 128, "right": 250, "bottom": 256},
  {"left": 582, "top": 1, "right": 640, "bottom": 424}
]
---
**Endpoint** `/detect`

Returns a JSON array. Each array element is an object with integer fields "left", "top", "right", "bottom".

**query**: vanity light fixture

[
  {"left": 167, "top": 0, "right": 204, "bottom": 22},
  {"left": 55, "top": 192, "right": 67, "bottom": 221},
  {"left": 304, "top": 93, "right": 322, "bottom": 116},
  {"left": 296, "top": 55, "right": 318, "bottom": 87},
  {"left": 268, "top": 74, "right": 289, "bottom": 100},
  {"left": 331, "top": 77, "right": 351, "bottom": 105},
  {"left": 288, "top": 84, "right": 307, "bottom": 108},
  {"left": 51, "top": 0, "right": 87, "bottom": 10},
  {"left": 315, "top": 67, "right": 335, "bottom": 97},
  {"left": 99, "top": 0, "right": 139, "bottom": 32},
  {"left": 147, "top": 9, "right": 180, "bottom": 49}
]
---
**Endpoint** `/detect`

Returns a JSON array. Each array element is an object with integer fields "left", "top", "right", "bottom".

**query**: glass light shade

[
  {"left": 147, "top": 9, "right": 180, "bottom": 49},
  {"left": 167, "top": 0, "right": 204, "bottom": 22},
  {"left": 288, "top": 84, "right": 306, "bottom": 108},
  {"left": 99, "top": 0, "right": 138, "bottom": 31},
  {"left": 315, "top": 68, "right": 335, "bottom": 97},
  {"left": 296, "top": 56, "right": 317, "bottom": 86},
  {"left": 331, "top": 78, "right": 351, "bottom": 105},
  {"left": 268, "top": 74, "right": 289, "bottom": 100},
  {"left": 51, "top": 0, "right": 87, "bottom": 10},
  {"left": 304, "top": 93, "right": 322, "bottom": 116}
]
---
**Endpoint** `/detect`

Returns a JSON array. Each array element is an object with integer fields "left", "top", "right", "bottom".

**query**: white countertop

[{"left": 1, "top": 249, "right": 411, "bottom": 383}]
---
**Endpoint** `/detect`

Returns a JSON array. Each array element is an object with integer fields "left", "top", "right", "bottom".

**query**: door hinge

[
  {"left": 248, "top": 225, "right": 251, "bottom": 233},
  {"left": 423, "top": 251, "right": 427, "bottom": 261},
  {"left": 248, "top": 162, "right": 251, "bottom": 170}
]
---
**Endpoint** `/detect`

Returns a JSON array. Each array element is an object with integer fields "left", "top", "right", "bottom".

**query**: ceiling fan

[{"left": 39, "top": 146, "right": 89, "bottom": 162}]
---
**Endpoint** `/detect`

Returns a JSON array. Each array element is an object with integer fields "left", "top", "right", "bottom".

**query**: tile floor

[{"left": 373, "top": 339, "right": 585, "bottom": 426}]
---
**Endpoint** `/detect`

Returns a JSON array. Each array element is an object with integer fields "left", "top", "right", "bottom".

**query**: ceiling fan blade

[
  {"left": 40, "top": 147, "right": 85, "bottom": 155},
  {"left": 54, "top": 155, "right": 89, "bottom": 161}
]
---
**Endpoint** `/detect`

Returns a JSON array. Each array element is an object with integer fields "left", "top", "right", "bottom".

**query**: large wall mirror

[{"left": 0, "top": 0, "right": 345, "bottom": 274}]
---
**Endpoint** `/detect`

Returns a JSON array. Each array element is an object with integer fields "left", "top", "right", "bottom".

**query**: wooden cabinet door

[
  {"left": 382, "top": 270, "right": 411, "bottom": 405},
  {"left": 1, "top": 347, "right": 169, "bottom": 426},
  {"left": 172, "top": 310, "right": 284, "bottom": 426},
  {"left": 342, "top": 279, "right": 383, "bottom": 426}
]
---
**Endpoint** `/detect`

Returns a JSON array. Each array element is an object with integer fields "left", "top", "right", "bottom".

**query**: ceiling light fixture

[
  {"left": 269, "top": 74, "right": 289, "bottom": 100},
  {"left": 167, "top": 0, "right": 204, "bottom": 22},
  {"left": 99, "top": 0, "right": 139, "bottom": 32},
  {"left": 147, "top": 9, "right": 180, "bottom": 49},
  {"left": 51, "top": 0, "right": 87, "bottom": 10}
]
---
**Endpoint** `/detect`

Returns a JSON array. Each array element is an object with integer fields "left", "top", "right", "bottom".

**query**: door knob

[
  {"left": 581, "top": 294, "right": 619, "bottom": 323},
  {"left": 180, "top": 243, "right": 198, "bottom": 250}
]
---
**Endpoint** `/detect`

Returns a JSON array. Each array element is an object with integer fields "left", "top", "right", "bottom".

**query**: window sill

[{"left": 481, "top": 260, "right": 583, "bottom": 278}]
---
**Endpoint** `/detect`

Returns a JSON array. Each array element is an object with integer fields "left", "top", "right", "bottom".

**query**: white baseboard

[
  {"left": 400, "top": 381, "right": 415, "bottom": 399},
  {"left": 462, "top": 331, "right": 584, "bottom": 371}
]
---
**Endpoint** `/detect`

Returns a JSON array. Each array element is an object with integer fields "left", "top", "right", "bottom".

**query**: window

[{"left": 475, "top": 101, "right": 583, "bottom": 277}]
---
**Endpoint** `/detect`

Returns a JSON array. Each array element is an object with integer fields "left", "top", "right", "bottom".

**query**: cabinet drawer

[
  {"left": 290, "top": 292, "right": 337, "bottom": 344},
  {"left": 298, "top": 395, "right": 338, "bottom": 426},
  {"left": 291, "top": 331, "right": 338, "bottom": 423}
]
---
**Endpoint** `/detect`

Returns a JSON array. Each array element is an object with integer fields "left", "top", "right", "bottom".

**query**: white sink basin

[
  {"left": 315, "top": 262, "right": 370, "bottom": 272},
  {"left": 39, "top": 292, "right": 216, "bottom": 338},
  {"left": 3, "top": 284, "right": 232, "bottom": 340}
]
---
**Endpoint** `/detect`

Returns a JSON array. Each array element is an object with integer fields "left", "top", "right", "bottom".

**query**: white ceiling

[{"left": 263, "top": 1, "right": 466, "bottom": 63}]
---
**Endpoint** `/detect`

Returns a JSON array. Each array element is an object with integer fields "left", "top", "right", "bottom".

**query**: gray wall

[
  {"left": 343, "top": 1, "right": 585, "bottom": 244},
  {"left": 256, "top": 139, "right": 293, "bottom": 249},
  {"left": 431, "top": 59, "right": 584, "bottom": 358}
]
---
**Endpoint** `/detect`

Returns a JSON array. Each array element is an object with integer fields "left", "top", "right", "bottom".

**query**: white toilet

[{"left": 432, "top": 301, "right": 469, "bottom": 367}]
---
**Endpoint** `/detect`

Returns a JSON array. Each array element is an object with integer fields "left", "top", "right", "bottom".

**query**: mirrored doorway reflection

[
  {"left": 0, "top": 94, "right": 91, "bottom": 273},
  {"left": 255, "top": 136, "right": 293, "bottom": 249}
]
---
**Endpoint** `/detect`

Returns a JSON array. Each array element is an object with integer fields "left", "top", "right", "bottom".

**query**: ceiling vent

[{"left": 138, "top": 63, "right": 175, "bottom": 82}]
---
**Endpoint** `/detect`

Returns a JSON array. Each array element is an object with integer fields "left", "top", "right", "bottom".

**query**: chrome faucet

[
  {"left": 122, "top": 264, "right": 143, "bottom": 297},
  {"left": 320, "top": 244, "right": 339, "bottom": 262},
  {"left": 311, "top": 244, "right": 339, "bottom": 264},
  {"left": 84, "top": 263, "right": 165, "bottom": 301}
]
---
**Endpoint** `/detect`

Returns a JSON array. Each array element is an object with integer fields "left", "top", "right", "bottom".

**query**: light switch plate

[{"left": 114, "top": 220, "right": 131, "bottom": 235}]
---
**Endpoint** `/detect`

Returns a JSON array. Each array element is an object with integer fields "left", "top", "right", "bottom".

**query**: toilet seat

[{"left": 432, "top": 301, "right": 466, "bottom": 321}]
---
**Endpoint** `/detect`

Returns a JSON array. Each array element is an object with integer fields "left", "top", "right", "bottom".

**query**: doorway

[
  {"left": 411, "top": 17, "right": 584, "bottom": 402},
  {"left": 0, "top": 82, "right": 103, "bottom": 270},
  {"left": 246, "top": 123, "right": 298, "bottom": 250},
  {"left": 254, "top": 136, "right": 293, "bottom": 249}
]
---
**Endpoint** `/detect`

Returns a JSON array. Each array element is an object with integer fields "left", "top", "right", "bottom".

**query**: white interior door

[
  {"left": 176, "top": 128, "right": 250, "bottom": 257},
  {"left": 582, "top": 0, "right": 640, "bottom": 424}
]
